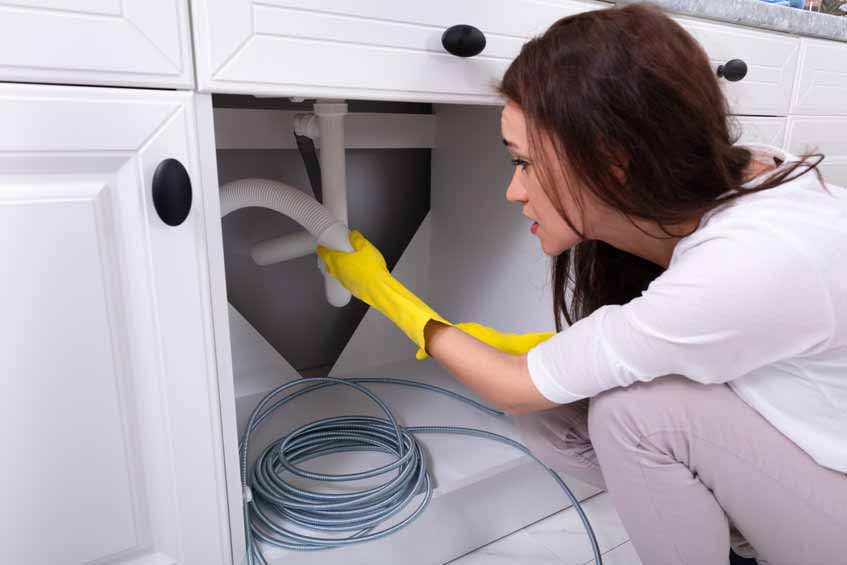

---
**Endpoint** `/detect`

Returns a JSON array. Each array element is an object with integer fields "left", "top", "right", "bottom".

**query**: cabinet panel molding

[
  {"left": 791, "top": 38, "right": 847, "bottom": 116},
  {"left": 787, "top": 116, "right": 847, "bottom": 187}
]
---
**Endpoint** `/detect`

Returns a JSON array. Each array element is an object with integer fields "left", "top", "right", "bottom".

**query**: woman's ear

[
  {"left": 608, "top": 148, "right": 629, "bottom": 184},
  {"left": 611, "top": 162, "right": 627, "bottom": 183}
]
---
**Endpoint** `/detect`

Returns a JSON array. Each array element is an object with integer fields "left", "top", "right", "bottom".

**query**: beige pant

[{"left": 515, "top": 376, "right": 847, "bottom": 565}]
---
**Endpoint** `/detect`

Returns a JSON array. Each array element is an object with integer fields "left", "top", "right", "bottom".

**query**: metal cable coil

[{"left": 240, "top": 376, "right": 602, "bottom": 565}]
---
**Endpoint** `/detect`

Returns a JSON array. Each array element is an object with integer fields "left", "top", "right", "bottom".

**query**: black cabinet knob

[
  {"left": 152, "top": 158, "right": 192, "bottom": 226},
  {"left": 441, "top": 24, "right": 486, "bottom": 58},
  {"left": 717, "top": 59, "right": 748, "bottom": 82}
]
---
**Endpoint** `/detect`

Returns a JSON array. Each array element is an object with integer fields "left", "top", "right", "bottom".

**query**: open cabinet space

[{"left": 197, "top": 95, "right": 600, "bottom": 565}]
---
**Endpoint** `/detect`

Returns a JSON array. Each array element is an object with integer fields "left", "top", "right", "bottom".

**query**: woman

[{"left": 317, "top": 5, "right": 847, "bottom": 564}]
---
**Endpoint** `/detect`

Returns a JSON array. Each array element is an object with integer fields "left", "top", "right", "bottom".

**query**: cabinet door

[
  {"left": 787, "top": 116, "right": 847, "bottom": 188},
  {"left": 0, "top": 84, "right": 230, "bottom": 565},
  {"left": 190, "top": 0, "right": 603, "bottom": 103},
  {"left": 0, "top": 0, "right": 194, "bottom": 89}
]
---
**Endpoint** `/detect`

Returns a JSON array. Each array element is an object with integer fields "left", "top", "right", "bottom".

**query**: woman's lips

[{"left": 530, "top": 221, "right": 539, "bottom": 235}]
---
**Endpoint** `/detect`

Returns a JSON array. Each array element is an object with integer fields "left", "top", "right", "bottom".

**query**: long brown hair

[{"left": 498, "top": 4, "right": 824, "bottom": 330}]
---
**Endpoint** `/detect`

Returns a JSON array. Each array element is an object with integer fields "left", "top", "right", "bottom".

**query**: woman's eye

[{"left": 510, "top": 158, "right": 530, "bottom": 172}]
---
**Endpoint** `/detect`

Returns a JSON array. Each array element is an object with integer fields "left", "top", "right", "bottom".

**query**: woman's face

[{"left": 501, "top": 102, "right": 586, "bottom": 255}]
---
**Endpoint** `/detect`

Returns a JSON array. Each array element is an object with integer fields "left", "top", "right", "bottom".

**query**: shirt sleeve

[{"left": 526, "top": 230, "right": 834, "bottom": 404}]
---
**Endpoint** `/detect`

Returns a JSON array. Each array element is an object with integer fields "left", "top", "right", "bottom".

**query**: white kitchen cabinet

[
  {"left": 0, "top": 84, "right": 230, "bottom": 565},
  {"left": 189, "top": 0, "right": 604, "bottom": 103},
  {"left": 189, "top": 0, "right": 801, "bottom": 115},
  {"left": 0, "top": 0, "right": 194, "bottom": 89},
  {"left": 791, "top": 37, "right": 847, "bottom": 116},
  {"left": 787, "top": 116, "right": 847, "bottom": 187},
  {"left": 734, "top": 116, "right": 787, "bottom": 147},
  {"left": 676, "top": 16, "right": 800, "bottom": 117},
  {"left": 4, "top": 4, "right": 846, "bottom": 565}
]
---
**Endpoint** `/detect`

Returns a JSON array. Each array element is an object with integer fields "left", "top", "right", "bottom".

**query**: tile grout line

[
  {"left": 523, "top": 490, "right": 610, "bottom": 531},
  {"left": 522, "top": 492, "right": 635, "bottom": 564},
  {"left": 450, "top": 492, "right": 635, "bottom": 565},
  {"left": 581, "top": 539, "right": 634, "bottom": 565},
  {"left": 446, "top": 528, "right": 566, "bottom": 565}
]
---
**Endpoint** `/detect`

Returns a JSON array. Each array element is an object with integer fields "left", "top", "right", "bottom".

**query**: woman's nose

[{"left": 505, "top": 176, "right": 527, "bottom": 204}]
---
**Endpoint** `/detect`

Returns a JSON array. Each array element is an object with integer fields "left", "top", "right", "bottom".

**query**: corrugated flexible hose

[
  {"left": 219, "top": 177, "right": 337, "bottom": 233},
  {"left": 219, "top": 177, "right": 353, "bottom": 306}
]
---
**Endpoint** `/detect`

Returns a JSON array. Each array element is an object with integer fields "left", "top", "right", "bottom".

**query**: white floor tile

[
  {"left": 523, "top": 492, "right": 631, "bottom": 564},
  {"left": 447, "top": 530, "right": 568, "bottom": 565},
  {"left": 589, "top": 541, "right": 642, "bottom": 565}
]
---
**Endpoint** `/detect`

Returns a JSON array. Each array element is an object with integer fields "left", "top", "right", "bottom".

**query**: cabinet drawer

[
  {"left": 676, "top": 16, "right": 799, "bottom": 116},
  {"left": 791, "top": 38, "right": 847, "bottom": 116},
  {"left": 787, "top": 117, "right": 847, "bottom": 187},
  {"left": 191, "top": 0, "right": 603, "bottom": 103},
  {"left": 733, "top": 116, "right": 787, "bottom": 147},
  {"left": 0, "top": 0, "right": 194, "bottom": 89}
]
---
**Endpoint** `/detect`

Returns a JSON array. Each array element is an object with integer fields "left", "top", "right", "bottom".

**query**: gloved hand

[
  {"left": 316, "top": 230, "right": 450, "bottom": 351},
  {"left": 415, "top": 322, "right": 554, "bottom": 360}
]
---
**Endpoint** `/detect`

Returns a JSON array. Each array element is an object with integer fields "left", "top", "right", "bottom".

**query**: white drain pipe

[
  {"left": 314, "top": 100, "right": 349, "bottom": 226},
  {"left": 250, "top": 100, "right": 349, "bottom": 266},
  {"left": 251, "top": 230, "right": 316, "bottom": 265}
]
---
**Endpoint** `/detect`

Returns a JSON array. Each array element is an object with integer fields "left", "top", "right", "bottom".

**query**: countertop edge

[{"left": 610, "top": 0, "right": 847, "bottom": 42}]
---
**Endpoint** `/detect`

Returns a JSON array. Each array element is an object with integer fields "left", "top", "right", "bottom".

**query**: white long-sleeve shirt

[{"left": 527, "top": 144, "right": 847, "bottom": 472}]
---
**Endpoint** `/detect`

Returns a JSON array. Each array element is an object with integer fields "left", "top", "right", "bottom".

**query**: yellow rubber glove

[
  {"left": 316, "top": 230, "right": 450, "bottom": 351},
  {"left": 415, "top": 322, "right": 554, "bottom": 360}
]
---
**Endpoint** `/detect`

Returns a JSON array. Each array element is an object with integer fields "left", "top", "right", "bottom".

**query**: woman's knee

[
  {"left": 516, "top": 400, "right": 591, "bottom": 454},
  {"left": 515, "top": 401, "right": 606, "bottom": 487},
  {"left": 587, "top": 375, "right": 706, "bottom": 452}
]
